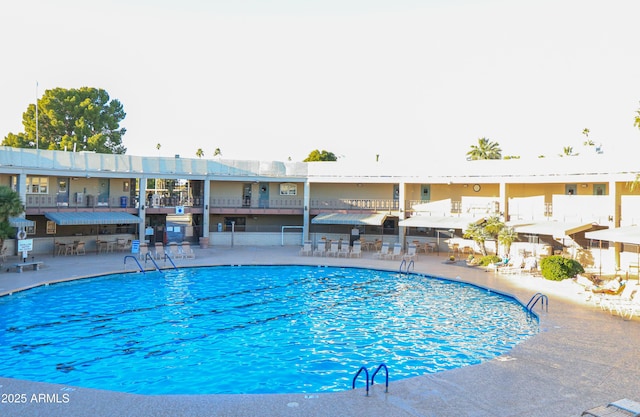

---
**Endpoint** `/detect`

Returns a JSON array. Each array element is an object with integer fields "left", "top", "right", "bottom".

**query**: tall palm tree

[
  {"left": 213, "top": 148, "right": 222, "bottom": 158},
  {"left": 498, "top": 226, "right": 518, "bottom": 257},
  {"left": 0, "top": 186, "right": 25, "bottom": 251},
  {"left": 195, "top": 148, "right": 204, "bottom": 158},
  {"left": 466, "top": 138, "right": 502, "bottom": 160}
]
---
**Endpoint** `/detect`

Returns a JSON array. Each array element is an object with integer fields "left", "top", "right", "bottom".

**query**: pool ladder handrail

[
  {"left": 162, "top": 253, "right": 178, "bottom": 270},
  {"left": 399, "top": 259, "right": 415, "bottom": 274},
  {"left": 124, "top": 255, "right": 145, "bottom": 273},
  {"left": 526, "top": 292, "right": 548, "bottom": 312},
  {"left": 144, "top": 253, "right": 162, "bottom": 272},
  {"left": 352, "top": 366, "right": 370, "bottom": 396},
  {"left": 352, "top": 363, "right": 389, "bottom": 396},
  {"left": 371, "top": 363, "right": 389, "bottom": 393}
]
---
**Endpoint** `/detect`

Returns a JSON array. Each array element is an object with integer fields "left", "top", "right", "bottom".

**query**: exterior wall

[{"left": 309, "top": 183, "right": 392, "bottom": 200}]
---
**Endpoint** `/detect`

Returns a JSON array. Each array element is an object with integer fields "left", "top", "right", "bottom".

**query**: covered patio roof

[
  {"left": 585, "top": 225, "right": 640, "bottom": 245},
  {"left": 45, "top": 212, "right": 143, "bottom": 225},
  {"left": 398, "top": 215, "right": 484, "bottom": 230},
  {"left": 311, "top": 212, "right": 387, "bottom": 226},
  {"left": 510, "top": 221, "right": 595, "bottom": 239}
]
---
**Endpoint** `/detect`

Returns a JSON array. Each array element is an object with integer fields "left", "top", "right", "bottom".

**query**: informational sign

[
  {"left": 145, "top": 227, "right": 154, "bottom": 236},
  {"left": 17, "top": 239, "right": 33, "bottom": 252},
  {"left": 131, "top": 239, "right": 140, "bottom": 254},
  {"left": 175, "top": 206, "right": 185, "bottom": 215}
]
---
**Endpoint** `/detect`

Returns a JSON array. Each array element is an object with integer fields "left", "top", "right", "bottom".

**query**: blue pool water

[{"left": 0, "top": 266, "right": 538, "bottom": 395}]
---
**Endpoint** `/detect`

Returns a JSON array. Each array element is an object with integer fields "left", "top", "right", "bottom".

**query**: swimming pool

[{"left": 0, "top": 265, "right": 538, "bottom": 395}]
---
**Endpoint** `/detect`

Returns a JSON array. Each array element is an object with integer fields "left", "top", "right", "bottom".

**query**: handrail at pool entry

[
  {"left": 526, "top": 292, "right": 548, "bottom": 312},
  {"left": 163, "top": 253, "right": 178, "bottom": 270},
  {"left": 398, "top": 260, "right": 415, "bottom": 274},
  {"left": 123, "top": 255, "right": 145, "bottom": 273},
  {"left": 352, "top": 366, "right": 370, "bottom": 396},
  {"left": 144, "top": 253, "right": 162, "bottom": 272},
  {"left": 371, "top": 363, "right": 389, "bottom": 393}
]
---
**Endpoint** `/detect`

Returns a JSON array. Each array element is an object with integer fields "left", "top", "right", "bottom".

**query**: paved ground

[{"left": 0, "top": 245, "right": 638, "bottom": 417}]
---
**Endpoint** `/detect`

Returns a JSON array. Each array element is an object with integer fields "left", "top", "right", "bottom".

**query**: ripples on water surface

[{"left": 0, "top": 265, "right": 538, "bottom": 394}]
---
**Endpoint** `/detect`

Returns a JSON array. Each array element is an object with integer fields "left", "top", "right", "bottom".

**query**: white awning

[
  {"left": 510, "top": 221, "right": 595, "bottom": 239},
  {"left": 399, "top": 216, "right": 484, "bottom": 230},
  {"left": 585, "top": 226, "right": 640, "bottom": 245},
  {"left": 311, "top": 212, "right": 387, "bottom": 226}
]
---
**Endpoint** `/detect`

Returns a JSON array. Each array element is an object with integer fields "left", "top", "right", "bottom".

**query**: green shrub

[
  {"left": 479, "top": 255, "right": 502, "bottom": 266},
  {"left": 540, "top": 256, "right": 584, "bottom": 281}
]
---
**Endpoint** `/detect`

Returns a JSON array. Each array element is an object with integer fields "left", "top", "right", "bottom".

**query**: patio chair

[
  {"left": 313, "top": 243, "right": 327, "bottom": 257},
  {"left": 373, "top": 242, "right": 390, "bottom": 259},
  {"left": 386, "top": 243, "right": 403, "bottom": 260},
  {"left": 349, "top": 241, "right": 362, "bottom": 258},
  {"left": 167, "top": 243, "right": 184, "bottom": 259},
  {"left": 337, "top": 244, "right": 351, "bottom": 258},
  {"left": 154, "top": 242, "right": 165, "bottom": 260},
  {"left": 299, "top": 241, "right": 313, "bottom": 256},
  {"left": 403, "top": 244, "right": 417, "bottom": 261},
  {"left": 74, "top": 241, "right": 86, "bottom": 256},
  {"left": 326, "top": 241, "right": 340, "bottom": 257},
  {"left": 138, "top": 243, "right": 149, "bottom": 260},
  {"left": 180, "top": 242, "right": 195, "bottom": 259}
]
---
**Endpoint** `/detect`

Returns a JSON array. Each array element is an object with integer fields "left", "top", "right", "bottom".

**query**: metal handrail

[
  {"left": 144, "top": 253, "right": 162, "bottom": 272},
  {"left": 352, "top": 366, "right": 370, "bottom": 396},
  {"left": 371, "top": 363, "right": 389, "bottom": 393},
  {"left": 123, "top": 255, "right": 145, "bottom": 273},
  {"left": 526, "top": 292, "right": 548, "bottom": 312}
]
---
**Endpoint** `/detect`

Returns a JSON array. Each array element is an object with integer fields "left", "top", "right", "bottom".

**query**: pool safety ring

[{"left": 16, "top": 230, "right": 27, "bottom": 240}]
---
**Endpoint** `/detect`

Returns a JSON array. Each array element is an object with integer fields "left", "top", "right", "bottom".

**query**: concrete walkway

[{"left": 0, "top": 245, "right": 638, "bottom": 417}]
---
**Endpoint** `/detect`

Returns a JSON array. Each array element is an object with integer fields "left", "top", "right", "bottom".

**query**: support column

[
  {"left": 398, "top": 182, "right": 406, "bottom": 247},
  {"left": 303, "top": 181, "right": 310, "bottom": 242},
  {"left": 203, "top": 179, "right": 211, "bottom": 240},
  {"left": 138, "top": 177, "right": 147, "bottom": 241},
  {"left": 16, "top": 174, "right": 27, "bottom": 210},
  {"left": 499, "top": 181, "right": 507, "bottom": 221}
]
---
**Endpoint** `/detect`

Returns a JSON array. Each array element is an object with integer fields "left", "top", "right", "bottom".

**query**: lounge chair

[
  {"left": 349, "top": 241, "right": 362, "bottom": 258},
  {"left": 180, "top": 242, "right": 196, "bottom": 259},
  {"left": 299, "top": 241, "right": 313, "bottom": 256},
  {"left": 611, "top": 288, "right": 640, "bottom": 319},
  {"left": 138, "top": 243, "right": 149, "bottom": 260},
  {"left": 582, "top": 398, "right": 640, "bottom": 416},
  {"left": 374, "top": 242, "right": 390, "bottom": 259},
  {"left": 599, "top": 283, "right": 637, "bottom": 312},
  {"left": 403, "top": 244, "right": 417, "bottom": 261},
  {"left": 337, "top": 243, "right": 351, "bottom": 258},
  {"left": 167, "top": 243, "right": 184, "bottom": 259},
  {"left": 387, "top": 243, "right": 403, "bottom": 260},
  {"left": 154, "top": 242, "right": 165, "bottom": 260},
  {"left": 326, "top": 241, "right": 340, "bottom": 257},
  {"left": 313, "top": 243, "right": 327, "bottom": 257}
]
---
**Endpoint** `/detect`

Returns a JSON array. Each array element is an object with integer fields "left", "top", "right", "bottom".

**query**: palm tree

[
  {"left": 213, "top": 148, "right": 222, "bottom": 158},
  {"left": 156, "top": 143, "right": 161, "bottom": 156},
  {"left": 463, "top": 222, "right": 490, "bottom": 256},
  {"left": 196, "top": 148, "right": 204, "bottom": 158},
  {"left": 0, "top": 186, "right": 25, "bottom": 251},
  {"left": 466, "top": 138, "right": 502, "bottom": 160},
  {"left": 561, "top": 146, "right": 577, "bottom": 157},
  {"left": 498, "top": 226, "right": 518, "bottom": 257}
]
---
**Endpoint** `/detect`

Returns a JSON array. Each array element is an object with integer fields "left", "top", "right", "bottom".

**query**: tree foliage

[
  {"left": 463, "top": 216, "right": 512, "bottom": 256},
  {"left": 2, "top": 87, "right": 126, "bottom": 154},
  {"left": 303, "top": 149, "right": 338, "bottom": 162},
  {"left": 466, "top": 138, "right": 502, "bottom": 160},
  {"left": 0, "top": 186, "right": 25, "bottom": 251}
]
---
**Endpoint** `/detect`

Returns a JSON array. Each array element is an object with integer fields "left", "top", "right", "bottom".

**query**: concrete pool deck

[{"left": 0, "top": 245, "right": 638, "bottom": 417}]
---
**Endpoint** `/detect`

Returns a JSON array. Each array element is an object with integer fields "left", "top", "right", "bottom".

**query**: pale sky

[{"left": 1, "top": 0, "right": 639, "bottom": 164}]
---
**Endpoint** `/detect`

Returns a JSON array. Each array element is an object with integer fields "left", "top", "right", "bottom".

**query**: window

[
  {"left": 279, "top": 183, "right": 297, "bottom": 196},
  {"left": 27, "top": 177, "right": 49, "bottom": 194}
]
